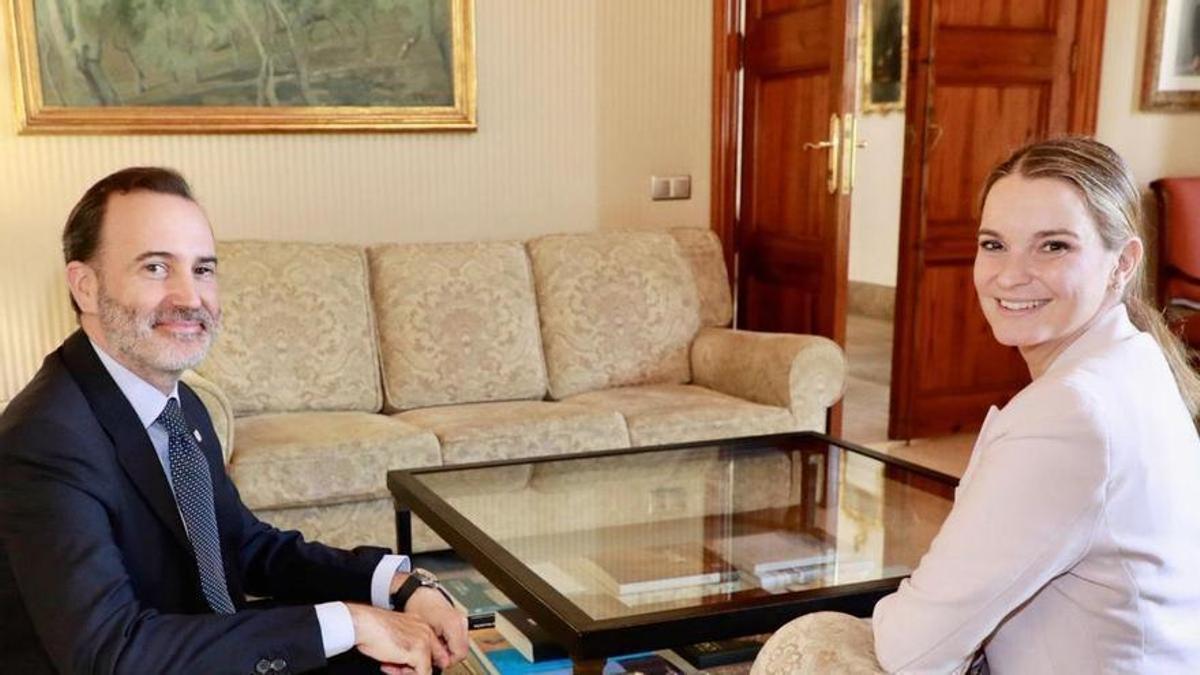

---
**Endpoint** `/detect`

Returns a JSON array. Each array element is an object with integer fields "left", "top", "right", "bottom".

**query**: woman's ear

[
  {"left": 66, "top": 261, "right": 100, "bottom": 315},
  {"left": 1111, "top": 237, "right": 1144, "bottom": 291}
]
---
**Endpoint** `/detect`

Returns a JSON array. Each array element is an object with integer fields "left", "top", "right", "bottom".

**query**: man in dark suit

[{"left": 0, "top": 168, "right": 468, "bottom": 674}]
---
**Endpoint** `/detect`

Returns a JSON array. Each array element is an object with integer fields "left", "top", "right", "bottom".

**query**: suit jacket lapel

[{"left": 60, "top": 331, "right": 192, "bottom": 553}]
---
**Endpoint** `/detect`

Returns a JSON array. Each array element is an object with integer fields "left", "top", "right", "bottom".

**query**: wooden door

[
  {"left": 888, "top": 0, "right": 1105, "bottom": 439},
  {"left": 737, "top": 0, "right": 861, "bottom": 351}
]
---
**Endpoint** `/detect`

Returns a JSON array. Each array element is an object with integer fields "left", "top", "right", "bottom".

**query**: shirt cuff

[
  {"left": 371, "top": 554, "right": 411, "bottom": 609},
  {"left": 315, "top": 602, "right": 355, "bottom": 659}
]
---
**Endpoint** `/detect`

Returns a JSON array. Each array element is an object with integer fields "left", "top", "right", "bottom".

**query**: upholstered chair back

[
  {"left": 528, "top": 232, "right": 702, "bottom": 400},
  {"left": 669, "top": 227, "right": 734, "bottom": 327},
  {"left": 368, "top": 241, "right": 549, "bottom": 411},
  {"left": 197, "top": 241, "right": 383, "bottom": 415}
]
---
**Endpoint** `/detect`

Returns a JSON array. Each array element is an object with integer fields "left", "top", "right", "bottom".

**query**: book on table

[
  {"left": 586, "top": 543, "right": 734, "bottom": 596},
  {"left": 675, "top": 638, "right": 763, "bottom": 669},
  {"left": 468, "top": 626, "right": 687, "bottom": 674},
  {"left": 715, "top": 530, "right": 836, "bottom": 576},
  {"left": 442, "top": 576, "right": 516, "bottom": 629},
  {"left": 494, "top": 608, "right": 567, "bottom": 663}
]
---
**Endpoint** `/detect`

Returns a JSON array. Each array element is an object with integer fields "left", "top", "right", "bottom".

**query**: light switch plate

[
  {"left": 650, "top": 176, "right": 672, "bottom": 200},
  {"left": 669, "top": 175, "right": 691, "bottom": 199},
  {"left": 651, "top": 174, "right": 691, "bottom": 201}
]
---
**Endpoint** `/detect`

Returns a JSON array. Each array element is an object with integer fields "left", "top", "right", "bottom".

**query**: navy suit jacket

[{"left": 0, "top": 331, "right": 390, "bottom": 674}]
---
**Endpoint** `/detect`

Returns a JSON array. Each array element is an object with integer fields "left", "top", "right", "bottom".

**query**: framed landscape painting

[
  {"left": 5, "top": 0, "right": 476, "bottom": 132},
  {"left": 1142, "top": 0, "right": 1200, "bottom": 111}
]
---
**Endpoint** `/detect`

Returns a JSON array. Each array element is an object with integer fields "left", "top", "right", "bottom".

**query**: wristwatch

[{"left": 389, "top": 567, "right": 451, "bottom": 611}]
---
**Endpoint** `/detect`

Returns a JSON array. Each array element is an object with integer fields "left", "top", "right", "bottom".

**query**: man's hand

[
  {"left": 346, "top": 603, "right": 449, "bottom": 675},
  {"left": 403, "top": 587, "right": 470, "bottom": 667}
]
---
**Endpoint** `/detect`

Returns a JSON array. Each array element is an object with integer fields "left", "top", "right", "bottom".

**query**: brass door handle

[{"left": 803, "top": 114, "right": 841, "bottom": 194}]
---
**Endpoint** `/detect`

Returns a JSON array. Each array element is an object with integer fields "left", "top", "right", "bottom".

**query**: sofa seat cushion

[
  {"left": 395, "top": 401, "right": 629, "bottom": 465},
  {"left": 230, "top": 412, "right": 440, "bottom": 510},
  {"left": 198, "top": 241, "right": 382, "bottom": 415},
  {"left": 564, "top": 384, "right": 796, "bottom": 447},
  {"left": 528, "top": 232, "right": 701, "bottom": 399},
  {"left": 369, "top": 242, "right": 548, "bottom": 411}
]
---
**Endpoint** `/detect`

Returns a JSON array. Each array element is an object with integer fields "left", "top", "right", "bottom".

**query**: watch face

[{"left": 413, "top": 567, "right": 438, "bottom": 586}]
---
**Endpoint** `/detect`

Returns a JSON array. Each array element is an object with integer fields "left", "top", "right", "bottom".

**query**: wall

[
  {"left": 0, "top": 1, "right": 712, "bottom": 405},
  {"left": 848, "top": 113, "right": 904, "bottom": 287},
  {"left": 1095, "top": 0, "right": 1200, "bottom": 183}
]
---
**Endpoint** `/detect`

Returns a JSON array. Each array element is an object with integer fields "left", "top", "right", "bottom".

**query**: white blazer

[{"left": 872, "top": 303, "right": 1200, "bottom": 674}]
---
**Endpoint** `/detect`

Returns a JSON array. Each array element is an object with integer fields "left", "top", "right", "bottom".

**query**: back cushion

[
  {"left": 669, "top": 227, "right": 733, "bottom": 327},
  {"left": 528, "top": 232, "right": 701, "bottom": 399},
  {"left": 197, "top": 241, "right": 382, "bottom": 415},
  {"left": 368, "top": 242, "right": 548, "bottom": 411}
]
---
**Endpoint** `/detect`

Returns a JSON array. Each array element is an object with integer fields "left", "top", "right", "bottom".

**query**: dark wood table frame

[{"left": 388, "top": 432, "right": 957, "bottom": 671}]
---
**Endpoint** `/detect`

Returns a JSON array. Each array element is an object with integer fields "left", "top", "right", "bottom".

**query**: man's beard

[{"left": 97, "top": 284, "right": 220, "bottom": 377}]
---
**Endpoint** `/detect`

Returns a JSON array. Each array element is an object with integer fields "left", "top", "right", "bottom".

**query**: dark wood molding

[
  {"left": 1070, "top": 0, "right": 1107, "bottom": 134},
  {"left": 711, "top": 0, "right": 741, "bottom": 289}
]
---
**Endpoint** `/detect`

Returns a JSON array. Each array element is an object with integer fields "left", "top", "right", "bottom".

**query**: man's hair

[{"left": 62, "top": 166, "right": 195, "bottom": 314}]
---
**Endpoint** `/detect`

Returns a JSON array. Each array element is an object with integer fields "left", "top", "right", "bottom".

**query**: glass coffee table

[{"left": 388, "top": 432, "right": 957, "bottom": 672}]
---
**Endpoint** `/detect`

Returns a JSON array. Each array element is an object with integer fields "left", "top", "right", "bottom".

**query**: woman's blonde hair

[{"left": 982, "top": 136, "right": 1200, "bottom": 417}]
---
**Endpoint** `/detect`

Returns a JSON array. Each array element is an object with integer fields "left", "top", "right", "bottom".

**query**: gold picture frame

[
  {"left": 5, "top": 0, "right": 476, "bottom": 133},
  {"left": 860, "top": 0, "right": 908, "bottom": 115},
  {"left": 1142, "top": 0, "right": 1200, "bottom": 111}
]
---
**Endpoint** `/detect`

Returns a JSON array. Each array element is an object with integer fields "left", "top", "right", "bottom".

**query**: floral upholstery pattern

[
  {"left": 669, "top": 227, "right": 733, "bottom": 327},
  {"left": 230, "top": 411, "right": 440, "bottom": 511},
  {"left": 395, "top": 400, "right": 629, "bottom": 464},
  {"left": 528, "top": 232, "right": 701, "bottom": 399},
  {"left": 181, "top": 369, "right": 234, "bottom": 464},
  {"left": 369, "top": 242, "right": 548, "bottom": 411},
  {"left": 198, "top": 241, "right": 382, "bottom": 415},
  {"left": 752, "top": 612, "right": 884, "bottom": 674},
  {"left": 691, "top": 327, "right": 846, "bottom": 432},
  {"left": 257, "top": 497, "right": 449, "bottom": 553},
  {"left": 565, "top": 384, "right": 796, "bottom": 447}
]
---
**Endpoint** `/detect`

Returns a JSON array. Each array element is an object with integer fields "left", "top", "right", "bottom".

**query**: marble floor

[{"left": 842, "top": 314, "right": 975, "bottom": 479}]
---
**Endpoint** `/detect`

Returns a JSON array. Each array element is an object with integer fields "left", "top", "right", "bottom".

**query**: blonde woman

[{"left": 755, "top": 138, "right": 1200, "bottom": 674}]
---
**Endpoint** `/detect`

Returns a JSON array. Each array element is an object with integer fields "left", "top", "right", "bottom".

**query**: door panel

[
  {"left": 738, "top": 0, "right": 856, "bottom": 344},
  {"left": 738, "top": 0, "right": 859, "bottom": 434},
  {"left": 890, "top": 0, "right": 1097, "bottom": 439}
]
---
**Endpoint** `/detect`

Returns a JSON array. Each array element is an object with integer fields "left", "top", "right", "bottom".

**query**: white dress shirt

[
  {"left": 90, "top": 340, "right": 408, "bottom": 658},
  {"left": 873, "top": 304, "right": 1200, "bottom": 674}
]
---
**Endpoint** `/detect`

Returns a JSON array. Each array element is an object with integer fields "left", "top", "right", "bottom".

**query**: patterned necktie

[{"left": 157, "top": 398, "right": 236, "bottom": 614}]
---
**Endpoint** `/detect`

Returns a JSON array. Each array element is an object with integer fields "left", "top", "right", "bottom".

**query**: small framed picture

[
  {"left": 1142, "top": 0, "right": 1200, "bottom": 111},
  {"left": 860, "top": 0, "right": 907, "bottom": 114}
]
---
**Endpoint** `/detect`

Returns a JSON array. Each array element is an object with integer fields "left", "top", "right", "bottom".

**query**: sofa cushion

[
  {"left": 230, "top": 412, "right": 440, "bottom": 510},
  {"left": 670, "top": 227, "right": 733, "bottom": 327},
  {"left": 198, "top": 241, "right": 382, "bottom": 415},
  {"left": 395, "top": 401, "right": 629, "bottom": 465},
  {"left": 368, "top": 242, "right": 548, "bottom": 411},
  {"left": 565, "top": 384, "right": 796, "bottom": 447},
  {"left": 528, "top": 232, "right": 701, "bottom": 399}
]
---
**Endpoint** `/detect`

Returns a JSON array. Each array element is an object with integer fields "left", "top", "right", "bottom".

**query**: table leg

[
  {"left": 572, "top": 659, "right": 606, "bottom": 674},
  {"left": 394, "top": 500, "right": 413, "bottom": 555}
]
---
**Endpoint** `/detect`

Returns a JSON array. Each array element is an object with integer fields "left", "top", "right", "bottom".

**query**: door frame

[
  {"left": 711, "top": 0, "right": 742, "bottom": 288},
  {"left": 888, "top": 0, "right": 1108, "bottom": 439}
]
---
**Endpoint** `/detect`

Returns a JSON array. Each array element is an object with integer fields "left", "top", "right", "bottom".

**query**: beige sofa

[{"left": 187, "top": 229, "right": 845, "bottom": 552}]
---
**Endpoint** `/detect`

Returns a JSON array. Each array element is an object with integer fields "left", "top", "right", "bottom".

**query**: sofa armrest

[
  {"left": 691, "top": 327, "right": 846, "bottom": 431},
  {"left": 181, "top": 369, "right": 235, "bottom": 465},
  {"left": 751, "top": 612, "right": 882, "bottom": 674}
]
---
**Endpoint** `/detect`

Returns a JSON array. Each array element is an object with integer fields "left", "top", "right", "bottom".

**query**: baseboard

[{"left": 848, "top": 281, "right": 895, "bottom": 321}]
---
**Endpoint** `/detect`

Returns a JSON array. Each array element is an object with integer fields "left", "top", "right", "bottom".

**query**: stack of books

[
  {"left": 713, "top": 531, "right": 836, "bottom": 592},
  {"left": 442, "top": 576, "right": 516, "bottom": 629},
  {"left": 586, "top": 543, "right": 737, "bottom": 600},
  {"left": 470, "top": 618, "right": 690, "bottom": 674}
]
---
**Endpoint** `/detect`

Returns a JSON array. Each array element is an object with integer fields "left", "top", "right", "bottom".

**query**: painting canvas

[
  {"left": 5, "top": 0, "right": 476, "bottom": 131},
  {"left": 861, "top": 0, "right": 906, "bottom": 114},
  {"left": 1143, "top": 0, "right": 1200, "bottom": 111}
]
